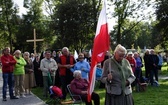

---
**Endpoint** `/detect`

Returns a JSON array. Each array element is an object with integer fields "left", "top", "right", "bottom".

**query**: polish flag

[{"left": 87, "top": 0, "right": 110, "bottom": 102}]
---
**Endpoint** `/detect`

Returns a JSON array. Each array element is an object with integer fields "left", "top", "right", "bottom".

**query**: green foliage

[
  {"left": 52, "top": 0, "right": 100, "bottom": 51},
  {"left": 112, "top": 0, "right": 151, "bottom": 44},
  {"left": 155, "top": 0, "right": 168, "bottom": 48},
  {"left": 0, "top": 0, "right": 20, "bottom": 51},
  {"left": 15, "top": 0, "right": 55, "bottom": 52},
  {"left": 111, "top": 20, "right": 152, "bottom": 49}
]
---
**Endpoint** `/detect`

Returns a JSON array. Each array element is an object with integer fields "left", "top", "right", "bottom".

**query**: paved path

[{"left": 0, "top": 72, "right": 46, "bottom": 105}]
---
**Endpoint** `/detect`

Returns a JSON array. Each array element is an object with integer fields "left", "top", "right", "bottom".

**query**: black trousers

[
  {"left": 81, "top": 92, "right": 100, "bottom": 105},
  {"left": 60, "top": 75, "right": 73, "bottom": 99},
  {"left": 150, "top": 67, "right": 158, "bottom": 85}
]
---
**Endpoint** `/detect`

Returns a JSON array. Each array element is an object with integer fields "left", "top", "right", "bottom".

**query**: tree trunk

[{"left": 117, "top": 23, "right": 121, "bottom": 44}]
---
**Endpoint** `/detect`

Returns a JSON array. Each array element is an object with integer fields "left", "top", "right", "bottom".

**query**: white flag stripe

[
  {"left": 74, "top": 50, "right": 78, "bottom": 60},
  {"left": 95, "top": 1, "right": 108, "bottom": 36},
  {"left": 89, "top": 65, "right": 96, "bottom": 93}
]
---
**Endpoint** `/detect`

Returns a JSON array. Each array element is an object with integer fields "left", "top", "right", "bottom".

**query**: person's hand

[
  {"left": 107, "top": 72, "right": 112, "bottom": 83},
  {"left": 29, "top": 69, "right": 33, "bottom": 73},
  {"left": 131, "top": 64, "right": 134, "bottom": 67},
  {"left": 81, "top": 68, "right": 84, "bottom": 71},
  {"left": 81, "top": 91, "right": 87, "bottom": 94},
  {"left": 69, "top": 65, "right": 74, "bottom": 68},
  {"left": 66, "top": 64, "right": 71, "bottom": 69},
  {"left": 50, "top": 70, "right": 54, "bottom": 72},
  {"left": 48, "top": 68, "right": 51, "bottom": 72},
  {"left": 125, "top": 80, "right": 130, "bottom": 86}
]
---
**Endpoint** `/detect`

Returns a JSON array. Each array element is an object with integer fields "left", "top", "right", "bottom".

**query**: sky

[
  {"left": 14, "top": 0, "right": 155, "bottom": 18},
  {"left": 13, "top": 0, "right": 26, "bottom": 16}
]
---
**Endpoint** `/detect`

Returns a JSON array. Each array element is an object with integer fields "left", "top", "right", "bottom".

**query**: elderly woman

[
  {"left": 126, "top": 51, "right": 136, "bottom": 74},
  {"left": 70, "top": 70, "right": 100, "bottom": 105},
  {"left": 101, "top": 44, "right": 136, "bottom": 105},
  {"left": 13, "top": 50, "right": 27, "bottom": 98},
  {"left": 23, "top": 52, "right": 36, "bottom": 94}
]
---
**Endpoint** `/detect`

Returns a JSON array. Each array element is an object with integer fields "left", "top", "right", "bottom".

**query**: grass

[
  {"left": 32, "top": 63, "right": 168, "bottom": 105},
  {"left": 133, "top": 79, "right": 168, "bottom": 105}
]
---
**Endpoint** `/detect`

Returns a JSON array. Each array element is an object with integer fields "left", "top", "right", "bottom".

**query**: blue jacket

[{"left": 71, "top": 60, "right": 90, "bottom": 80}]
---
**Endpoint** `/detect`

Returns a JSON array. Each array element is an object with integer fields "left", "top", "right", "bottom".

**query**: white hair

[
  {"left": 14, "top": 50, "right": 21, "bottom": 55},
  {"left": 114, "top": 44, "right": 127, "bottom": 54},
  {"left": 62, "top": 47, "right": 69, "bottom": 52},
  {"left": 145, "top": 49, "right": 150, "bottom": 54},
  {"left": 73, "top": 70, "right": 81, "bottom": 77},
  {"left": 23, "top": 52, "right": 30, "bottom": 56}
]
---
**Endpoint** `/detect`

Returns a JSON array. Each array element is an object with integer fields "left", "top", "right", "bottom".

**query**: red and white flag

[{"left": 87, "top": 0, "right": 110, "bottom": 102}]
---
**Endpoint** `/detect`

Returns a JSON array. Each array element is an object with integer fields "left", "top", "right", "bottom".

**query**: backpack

[
  {"left": 51, "top": 86, "right": 63, "bottom": 97},
  {"left": 136, "top": 77, "right": 148, "bottom": 92}
]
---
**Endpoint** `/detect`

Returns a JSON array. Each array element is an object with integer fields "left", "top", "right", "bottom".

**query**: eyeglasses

[{"left": 119, "top": 54, "right": 126, "bottom": 58}]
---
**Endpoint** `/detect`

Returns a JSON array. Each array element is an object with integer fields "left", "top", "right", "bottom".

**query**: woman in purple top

[
  {"left": 70, "top": 70, "right": 100, "bottom": 105},
  {"left": 134, "top": 52, "right": 143, "bottom": 80}
]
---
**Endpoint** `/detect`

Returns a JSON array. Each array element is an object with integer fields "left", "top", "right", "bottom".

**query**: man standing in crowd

[
  {"left": 1, "top": 47, "right": 18, "bottom": 101},
  {"left": 40, "top": 49, "right": 58, "bottom": 98},
  {"left": 144, "top": 49, "right": 150, "bottom": 79},
  {"left": 149, "top": 49, "right": 159, "bottom": 86},
  {"left": 57, "top": 47, "right": 76, "bottom": 100}
]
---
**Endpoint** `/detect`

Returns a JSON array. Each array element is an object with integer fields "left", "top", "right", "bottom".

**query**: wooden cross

[{"left": 26, "top": 29, "right": 44, "bottom": 55}]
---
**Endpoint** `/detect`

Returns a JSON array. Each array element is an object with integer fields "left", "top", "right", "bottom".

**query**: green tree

[
  {"left": 111, "top": 0, "right": 152, "bottom": 44},
  {"left": 52, "top": 0, "right": 101, "bottom": 51},
  {"left": 111, "top": 20, "right": 153, "bottom": 49},
  {"left": 155, "top": 0, "right": 168, "bottom": 48},
  {"left": 14, "top": 0, "right": 54, "bottom": 53},
  {"left": 0, "top": 0, "right": 20, "bottom": 51}
]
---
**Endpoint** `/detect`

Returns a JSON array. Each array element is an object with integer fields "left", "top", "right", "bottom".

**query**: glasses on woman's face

[
  {"left": 115, "top": 53, "right": 126, "bottom": 61},
  {"left": 15, "top": 53, "right": 21, "bottom": 55},
  {"left": 79, "top": 57, "right": 84, "bottom": 60},
  {"left": 119, "top": 54, "right": 126, "bottom": 58}
]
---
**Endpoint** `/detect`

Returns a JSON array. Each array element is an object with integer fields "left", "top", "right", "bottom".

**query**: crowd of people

[{"left": 0, "top": 45, "right": 165, "bottom": 105}]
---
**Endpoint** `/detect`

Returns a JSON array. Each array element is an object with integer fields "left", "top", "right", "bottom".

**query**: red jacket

[
  {"left": 126, "top": 56, "right": 136, "bottom": 73},
  {"left": 1, "top": 54, "right": 17, "bottom": 73}
]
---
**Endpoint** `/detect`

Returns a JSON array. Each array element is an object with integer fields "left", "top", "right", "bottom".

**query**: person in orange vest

[{"left": 57, "top": 47, "right": 76, "bottom": 100}]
